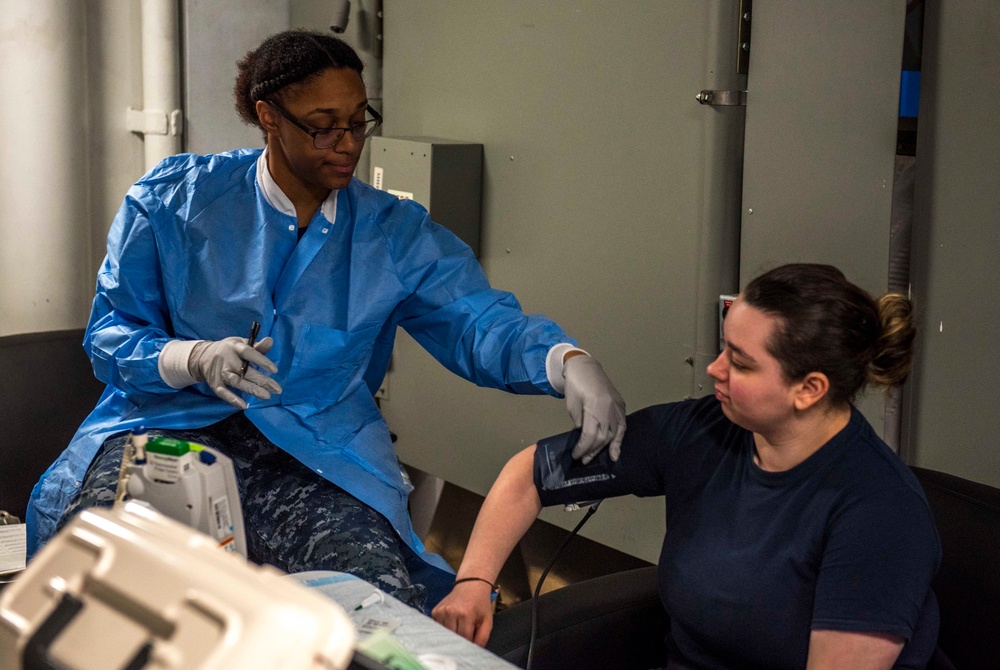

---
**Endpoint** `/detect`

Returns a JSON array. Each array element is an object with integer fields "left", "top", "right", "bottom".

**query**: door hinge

[{"left": 695, "top": 90, "right": 747, "bottom": 107}]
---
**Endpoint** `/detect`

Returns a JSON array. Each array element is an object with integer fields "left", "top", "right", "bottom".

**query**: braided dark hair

[
  {"left": 742, "top": 264, "right": 916, "bottom": 405},
  {"left": 234, "top": 30, "right": 364, "bottom": 133}
]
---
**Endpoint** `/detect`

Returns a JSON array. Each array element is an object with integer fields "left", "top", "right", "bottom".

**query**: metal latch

[{"left": 695, "top": 90, "right": 747, "bottom": 107}]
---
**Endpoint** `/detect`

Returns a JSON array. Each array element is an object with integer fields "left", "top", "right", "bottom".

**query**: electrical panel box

[{"left": 370, "top": 136, "right": 483, "bottom": 256}]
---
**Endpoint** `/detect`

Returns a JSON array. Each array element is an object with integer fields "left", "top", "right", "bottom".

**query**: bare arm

[
  {"left": 432, "top": 445, "right": 542, "bottom": 645},
  {"left": 806, "top": 630, "right": 904, "bottom": 670}
]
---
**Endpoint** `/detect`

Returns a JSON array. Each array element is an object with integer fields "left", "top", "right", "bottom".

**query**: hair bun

[{"left": 868, "top": 293, "right": 916, "bottom": 387}]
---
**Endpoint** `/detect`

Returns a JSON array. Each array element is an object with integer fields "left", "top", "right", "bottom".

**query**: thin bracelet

[{"left": 454, "top": 576, "right": 499, "bottom": 591}]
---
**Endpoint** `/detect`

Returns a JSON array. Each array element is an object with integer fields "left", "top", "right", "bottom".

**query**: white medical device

[
  {"left": 0, "top": 501, "right": 357, "bottom": 669},
  {"left": 124, "top": 432, "right": 248, "bottom": 556}
]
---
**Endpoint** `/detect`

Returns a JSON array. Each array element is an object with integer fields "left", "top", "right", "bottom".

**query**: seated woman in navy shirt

[{"left": 432, "top": 263, "right": 940, "bottom": 670}]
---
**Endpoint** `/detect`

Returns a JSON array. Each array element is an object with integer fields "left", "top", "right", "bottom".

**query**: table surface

[{"left": 289, "top": 571, "right": 517, "bottom": 670}]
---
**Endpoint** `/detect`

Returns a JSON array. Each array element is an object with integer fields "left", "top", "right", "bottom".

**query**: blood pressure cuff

[{"left": 533, "top": 429, "right": 620, "bottom": 507}]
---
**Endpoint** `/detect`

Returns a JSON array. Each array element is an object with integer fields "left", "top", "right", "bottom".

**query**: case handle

[{"left": 23, "top": 592, "right": 154, "bottom": 670}]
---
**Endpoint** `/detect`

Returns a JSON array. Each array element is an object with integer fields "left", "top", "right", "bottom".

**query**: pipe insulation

[
  {"left": 0, "top": 0, "right": 92, "bottom": 336},
  {"left": 138, "top": 0, "right": 183, "bottom": 169}
]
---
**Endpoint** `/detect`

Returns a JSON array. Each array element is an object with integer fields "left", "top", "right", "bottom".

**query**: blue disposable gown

[{"left": 27, "top": 149, "right": 573, "bottom": 576}]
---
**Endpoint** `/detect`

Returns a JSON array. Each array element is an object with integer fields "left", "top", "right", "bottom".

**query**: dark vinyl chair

[
  {"left": 0, "top": 330, "right": 104, "bottom": 520},
  {"left": 912, "top": 466, "right": 1000, "bottom": 670}
]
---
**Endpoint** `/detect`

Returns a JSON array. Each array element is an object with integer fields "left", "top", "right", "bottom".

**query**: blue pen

[{"left": 240, "top": 321, "right": 260, "bottom": 377}]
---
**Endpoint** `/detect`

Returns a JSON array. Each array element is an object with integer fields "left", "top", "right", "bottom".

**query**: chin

[
  {"left": 720, "top": 404, "right": 752, "bottom": 431},
  {"left": 317, "top": 176, "right": 349, "bottom": 192}
]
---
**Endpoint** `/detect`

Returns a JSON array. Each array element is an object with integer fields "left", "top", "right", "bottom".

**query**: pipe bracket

[{"left": 126, "top": 107, "right": 183, "bottom": 136}]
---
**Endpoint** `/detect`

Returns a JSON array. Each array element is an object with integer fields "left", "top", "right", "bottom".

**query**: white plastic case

[{"left": 0, "top": 502, "right": 356, "bottom": 669}]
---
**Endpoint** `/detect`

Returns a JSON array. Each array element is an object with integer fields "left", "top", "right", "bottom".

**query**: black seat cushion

[
  {"left": 487, "top": 565, "right": 668, "bottom": 670},
  {"left": 912, "top": 466, "right": 1000, "bottom": 670},
  {"left": 0, "top": 330, "right": 104, "bottom": 519}
]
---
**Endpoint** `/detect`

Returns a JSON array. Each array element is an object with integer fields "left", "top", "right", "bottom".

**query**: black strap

[{"left": 453, "top": 576, "right": 499, "bottom": 592}]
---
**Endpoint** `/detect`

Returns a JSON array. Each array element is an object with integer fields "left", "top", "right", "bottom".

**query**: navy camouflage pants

[{"left": 59, "top": 412, "right": 427, "bottom": 610}]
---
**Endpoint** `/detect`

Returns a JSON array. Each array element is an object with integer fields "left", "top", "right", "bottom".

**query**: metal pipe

[{"left": 139, "top": 0, "right": 183, "bottom": 169}]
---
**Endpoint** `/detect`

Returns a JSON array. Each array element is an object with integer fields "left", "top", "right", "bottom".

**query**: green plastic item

[
  {"left": 144, "top": 437, "right": 190, "bottom": 457},
  {"left": 357, "top": 630, "right": 427, "bottom": 670}
]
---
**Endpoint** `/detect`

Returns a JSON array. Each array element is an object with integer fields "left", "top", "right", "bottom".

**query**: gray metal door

[
  {"left": 380, "top": 1, "right": 746, "bottom": 562},
  {"left": 739, "top": 1, "right": 907, "bottom": 437}
]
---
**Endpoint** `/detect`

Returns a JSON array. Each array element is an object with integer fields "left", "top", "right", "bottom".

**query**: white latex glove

[
  {"left": 562, "top": 355, "right": 626, "bottom": 463},
  {"left": 188, "top": 336, "right": 282, "bottom": 410}
]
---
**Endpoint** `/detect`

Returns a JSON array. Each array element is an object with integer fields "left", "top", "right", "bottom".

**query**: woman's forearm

[{"left": 457, "top": 445, "right": 542, "bottom": 582}]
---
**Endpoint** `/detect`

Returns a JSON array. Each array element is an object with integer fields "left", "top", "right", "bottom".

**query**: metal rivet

[
  {"left": 288, "top": 224, "right": 295, "bottom": 231},
  {"left": 322, "top": 227, "right": 329, "bottom": 234},
  {"left": 510, "top": 156, "right": 514, "bottom": 161},
  {"left": 748, "top": 208, "right": 753, "bottom": 214},
  {"left": 742, "top": 42, "right": 750, "bottom": 51}
]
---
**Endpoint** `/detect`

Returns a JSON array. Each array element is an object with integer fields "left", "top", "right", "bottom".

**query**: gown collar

[{"left": 256, "top": 147, "right": 339, "bottom": 224}]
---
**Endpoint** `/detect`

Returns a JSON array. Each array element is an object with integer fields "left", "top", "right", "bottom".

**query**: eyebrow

[
  {"left": 306, "top": 100, "right": 369, "bottom": 116},
  {"left": 726, "top": 341, "right": 757, "bottom": 363}
]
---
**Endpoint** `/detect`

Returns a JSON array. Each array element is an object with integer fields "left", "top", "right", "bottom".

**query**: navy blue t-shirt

[{"left": 534, "top": 396, "right": 940, "bottom": 669}]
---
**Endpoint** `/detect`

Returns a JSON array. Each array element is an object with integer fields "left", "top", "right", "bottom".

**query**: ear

[
  {"left": 256, "top": 100, "right": 280, "bottom": 135},
  {"left": 792, "top": 371, "right": 830, "bottom": 411}
]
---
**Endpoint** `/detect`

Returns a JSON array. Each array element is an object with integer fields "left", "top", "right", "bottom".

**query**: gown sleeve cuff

[
  {"left": 546, "top": 343, "right": 589, "bottom": 394},
  {"left": 158, "top": 339, "right": 202, "bottom": 389}
]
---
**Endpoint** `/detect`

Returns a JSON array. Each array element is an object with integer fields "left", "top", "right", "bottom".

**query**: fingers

[
  {"left": 225, "top": 369, "right": 282, "bottom": 400},
  {"left": 244, "top": 368, "right": 283, "bottom": 395},
  {"left": 252, "top": 336, "right": 274, "bottom": 355},
  {"left": 571, "top": 410, "right": 624, "bottom": 463},
  {"left": 473, "top": 617, "right": 493, "bottom": 648},
  {"left": 571, "top": 413, "right": 600, "bottom": 462},
  {"left": 212, "top": 383, "right": 248, "bottom": 410},
  {"left": 609, "top": 419, "right": 626, "bottom": 462},
  {"left": 433, "top": 606, "right": 492, "bottom": 646},
  {"left": 457, "top": 613, "right": 476, "bottom": 642},
  {"left": 236, "top": 339, "right": 278, "bottom": 373},
  {"left": 431, "top": 589, "right": 493, "bottom": 646}
]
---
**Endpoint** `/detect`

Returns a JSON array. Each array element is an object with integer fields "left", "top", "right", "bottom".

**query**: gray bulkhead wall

[
  {"left": 904, "top": 0, "right": 1000, "bottom": 487},
  {"left": 738, "top": 1, "right": 907, "bottom": 437},
  {"left": 378, "top": 1, "right": 745, "bottom": 562}
]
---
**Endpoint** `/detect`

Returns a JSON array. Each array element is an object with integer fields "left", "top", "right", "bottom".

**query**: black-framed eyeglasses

[{"left": 267, "top": 100, "right": 382, "bottom": 149}]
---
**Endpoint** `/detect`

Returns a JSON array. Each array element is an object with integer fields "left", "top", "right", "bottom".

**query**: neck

[
  {"left": 753, "top": 404, "right": 851, "bottom": 472},
  {"left": 266, "top": 141, "right": 330, "bottom": 227}
]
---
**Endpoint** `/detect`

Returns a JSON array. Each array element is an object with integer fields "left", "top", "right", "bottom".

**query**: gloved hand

[
  {"left": 188, "top": 336, "right": 282, "bottom": 410},
  {"left": 563, "top": 354, "right": 626, "bottom": 464}
]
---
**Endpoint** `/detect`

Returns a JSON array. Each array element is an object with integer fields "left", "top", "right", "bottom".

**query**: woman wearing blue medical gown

[{"left": 26, "top": 30, "right": 626, "bottom": 611}]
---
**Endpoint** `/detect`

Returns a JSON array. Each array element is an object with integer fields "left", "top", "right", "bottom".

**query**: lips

[{"left": 714, "top": 387, "right": 729, "bottom": 402}]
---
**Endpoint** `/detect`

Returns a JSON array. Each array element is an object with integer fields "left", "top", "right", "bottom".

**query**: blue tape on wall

[{"left": 899, "top": 70, "right": 921, "bottom": 118}]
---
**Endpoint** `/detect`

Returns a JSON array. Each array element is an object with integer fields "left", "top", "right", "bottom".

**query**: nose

[
  {"left": 707, "top": 351, "right": 727, "bottom": 381},
  {"left": 332, "top": 129, "right": 362, "bottom": 153}
]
